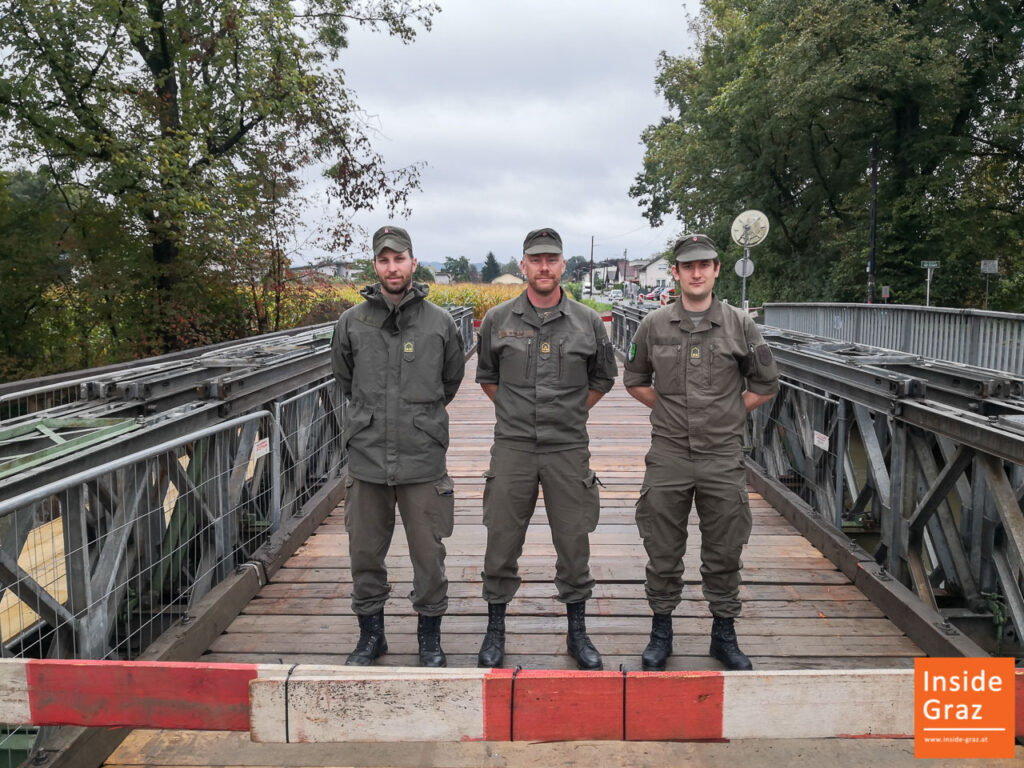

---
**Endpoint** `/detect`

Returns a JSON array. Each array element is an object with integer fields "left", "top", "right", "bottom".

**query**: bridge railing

[
  {"left": 0, "top": 304, "right": 475, "bottom": 764},
  {"left": 611, "top": 304, "right": 1024, "bottom": 655},
  {"left": 764, "top": 303, "right": 1024, "bottom": 375}
]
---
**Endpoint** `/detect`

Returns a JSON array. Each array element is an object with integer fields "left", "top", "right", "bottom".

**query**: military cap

[
  {"left": 372, "top": 225, "right": 413, "bottom": 257},
  {"left": 673, "top": 233, "right": 719, "bottom": 263},
  {"left": 523, "top": 227, "right": 563, "bottom": 255}
]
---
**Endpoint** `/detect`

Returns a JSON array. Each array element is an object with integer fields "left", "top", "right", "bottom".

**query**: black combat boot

[
  {"left": 417, "top": 614, "right": 447, "bottom": 667},
  {"left": 345, "top": 610, "right": 387, "bottom": 666},
  {"left": 709, "top": 616, "right": 753, "bottom": 670},
  {"left": 477, "top": 602, "right": 507, "bottom": 668},
  {"left": 566, "top": 601, "right": 603, "bottom": 670},
  {"left": 641, "top": 613, "right": 674, "bottom": 671}
]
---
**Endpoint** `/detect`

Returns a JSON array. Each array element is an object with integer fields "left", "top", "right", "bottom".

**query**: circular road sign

[{"left": 734, "top": 257, "right": 754, "bottom": 278}]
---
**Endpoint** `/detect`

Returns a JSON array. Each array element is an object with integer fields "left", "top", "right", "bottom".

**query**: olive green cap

[
  {"left": 673, "top": 233, "right": 719, "bottom": 263},
  {"left": 523, "top": 227, "right": 563, "bottom": 255},
  {"left": 372, "top": 225, "right": 413, "bottom": 257}
]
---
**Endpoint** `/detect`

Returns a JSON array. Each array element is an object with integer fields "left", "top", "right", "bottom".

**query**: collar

[
  {"left": 511, "top": 287, "right": 567, "bottom": 327},
  {"left": 668, "top": 293, "right": 725, "bottom": 331}
]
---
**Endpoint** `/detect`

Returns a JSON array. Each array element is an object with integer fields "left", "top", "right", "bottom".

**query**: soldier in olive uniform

[
  {"left": 331, "top": 225, "right": 465, "bottom": 667},
  {"left": 624, "top": 234, "right": 779, "bottom": 671},
  {"left": 475, "top": 228, "right": 618, "bottom": 670}
]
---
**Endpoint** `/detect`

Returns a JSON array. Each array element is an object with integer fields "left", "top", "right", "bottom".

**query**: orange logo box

[{"left": 914, "top": 657, "right": 1015, "bottom": 759}]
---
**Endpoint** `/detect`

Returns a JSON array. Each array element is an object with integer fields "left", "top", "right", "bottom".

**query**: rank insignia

[
  {"left": 628, "top": 342, "right": 636, "bottom": 362},
  {"left": 540, "top": 341, "right": 551, "bottom": 354},
  {"left": 403, "top": 341, "right": 414, "bottom": 353},
  {"left": 690, "top": 346, "right": 701, "bottom": 360}
]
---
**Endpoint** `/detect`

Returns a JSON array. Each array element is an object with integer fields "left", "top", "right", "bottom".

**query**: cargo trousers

[
  {"left": 635, "top": 439, "right": 752, "bottom": 618},
  {"left": 481, "top": 443, "right": 600, "bottom": 604},
  {"left": 344, "top": 474, "right": 455, "bottom": 617}
]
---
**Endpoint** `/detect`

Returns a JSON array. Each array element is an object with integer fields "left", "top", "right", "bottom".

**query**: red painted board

[
  {"left": 25, "top": 660, "right": 257, "bottom": 730},
  {"left": 1016, "top": 670, "right": 1023, "bottom": 738},
  {"left": 482, "top": 669, "right": 514, "bottom": 741},
  {"left": 510, "top": 670, "right": 624, "bottom": 741},
  {"left": 625, "top": 671, "right": 724, "bottom": 741}
]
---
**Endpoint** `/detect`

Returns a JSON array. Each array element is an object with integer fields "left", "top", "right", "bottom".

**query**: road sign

[
  {"left": 734, "top": 257, "right": 754, "bottom": 278},
  {"left": 981, "top": 260, "right": 999, "bottom": 274},
  {"left": 921, "top": 260, "right": 940, "bottom": 269},
  {"left": 882, "top": 285, "right": 890, "bottom": 299}
]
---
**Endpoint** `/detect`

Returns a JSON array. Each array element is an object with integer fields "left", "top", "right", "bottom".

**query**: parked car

[
  {"left": 642, "top": 286, "right": 670, "bottom": 301},
  {"left": 606, "top": 289, "right": 623, "bottom": 302},
  {"left": 659, "top": 287, "right": 678, "bottom": 305}
]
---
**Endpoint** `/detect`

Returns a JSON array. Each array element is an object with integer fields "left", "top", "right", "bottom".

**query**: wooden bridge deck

[{"left": 201, "top": 355, "right": 923, "bottom": 671}]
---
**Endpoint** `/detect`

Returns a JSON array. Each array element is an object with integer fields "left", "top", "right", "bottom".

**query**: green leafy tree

[
  {"left": 413, "top": 264, "right": 435, "bottom": 282},
  {"left": 481, "top": 251, "right": 501, "bottom": 282},
  {"left": 443, "top": 255, "right": 472, "bottom": 282},
  {"left": 632, "top": 0, "right": 1024, "bottom": 309},
  {"left": 565, "top": 255, "right": 589, "bottom": 283},
  {"left": 501, "top": 258, "right": 522, "bottom": 277},
  {"left": 0, "top": 0, "right": 438, "bottom": 350}
]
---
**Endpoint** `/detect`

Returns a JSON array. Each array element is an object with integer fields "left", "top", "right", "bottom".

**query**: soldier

[
  {"left": 623, "top": 234, "right": 779, "bottom": 671},
  {"left": 331, "top": 225, "right": 465, "bottom": 667},
  {"left": 475, "top": 227, "right": 618, "bottom": 670}
]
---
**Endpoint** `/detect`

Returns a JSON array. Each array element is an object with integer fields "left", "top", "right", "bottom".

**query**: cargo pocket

[
  {"left": 635, "top": 485, "right": 653, "bottom": 540},
  {"left": 343, "top": 474, "right": 356, "bottom": 533},
  {"left": 579, "top": 470, "right": 601, "bottom": 533},
  {"left": 481, "top": 469, "right": 496, "bottom": 527},
  {"left": 430, "top": 474, "right": 455, "bottom": 538}
]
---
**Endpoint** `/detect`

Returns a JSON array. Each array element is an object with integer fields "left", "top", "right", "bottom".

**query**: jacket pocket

[
  {"left": 413, "top": 413, "right": 449, "bottom": 449},
  {"left": 342, "top": 407, "right": 373, "bottom": 452},
  {"left": 400, "top": 333, "right": 444, "bottom": 403}
]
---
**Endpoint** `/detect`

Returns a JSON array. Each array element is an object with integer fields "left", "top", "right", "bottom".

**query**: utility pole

[
  {"left": 867, "top": 137, "right": 879, "bottom": 304},
  {"left": 588, "top": 235, "right": 595, "bottom": 296}
]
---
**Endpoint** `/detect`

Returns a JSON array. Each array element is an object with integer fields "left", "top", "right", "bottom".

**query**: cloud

[{"left": 297, "top": 0, "right": 702, "bottom": 266}]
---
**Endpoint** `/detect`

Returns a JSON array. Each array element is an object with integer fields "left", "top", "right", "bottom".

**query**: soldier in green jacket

[
  {"left": 475, "top": 227, "right": 618, "bottom": 670},
  {"left": 624, "top": 234, "right": 779, "bottom": 671},
  {"left": 331, "top": 225, "right": 465, "bottom": 667}
]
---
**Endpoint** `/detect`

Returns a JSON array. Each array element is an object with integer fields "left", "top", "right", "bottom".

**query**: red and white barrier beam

[{"left": 2, "top": 659, "right": 1022, "bottom": 742}]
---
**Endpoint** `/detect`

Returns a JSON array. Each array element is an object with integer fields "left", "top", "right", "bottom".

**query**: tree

[
  {"left": 443, "top": 255, "right": 472, "bottom": 282},
  {"left": 481, "top": 251, "right": 501, "bottom": 282},
  {"left": 0, "top": 0, "right": 438, "bottom": 350},
  {"left": 413, "top": 264, "right": 435, "bottom": 282},
  {"left": 501, "top": 258, "right": 522, "bottom": 277},
  {"left": 565, "top": 255, "right": 588, "bottom": 282},
  {"left": 631, "top": 0, "right": 1024, "bottom": 309}
]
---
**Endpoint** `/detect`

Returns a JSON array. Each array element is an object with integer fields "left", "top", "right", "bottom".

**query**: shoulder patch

[
  {"left": 627, "top": 342, "right": 637, "bottom": 362},
  {"left": 605, "top": 342, "right": 616, "bottom": 362},
  {"left": 756, "top": 343, "right": 774, "bottom": 366}
]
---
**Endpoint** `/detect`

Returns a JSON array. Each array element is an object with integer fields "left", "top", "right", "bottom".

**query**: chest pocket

[
  {"left": 558, "top": 334, "right": 592, "bottom": 387},
  {"left": 400, "top": 332, "right": 444, "bottom": 403},
  {"left": 651, "top": 343, "right": 684, "bottom": 394},
  {"left": 495, "top": 330, "right": 534, "bottom": 387}
]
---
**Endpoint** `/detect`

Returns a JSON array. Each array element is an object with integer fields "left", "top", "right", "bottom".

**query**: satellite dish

[{"left": 731, "top": 210, "right": 770, "bottom": 248}]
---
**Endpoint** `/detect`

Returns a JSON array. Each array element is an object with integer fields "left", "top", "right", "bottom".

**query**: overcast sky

[{"left": 296, "top": 1, "right": 703, "bottom": 267}]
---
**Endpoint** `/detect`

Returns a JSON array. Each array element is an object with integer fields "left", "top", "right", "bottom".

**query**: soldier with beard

[{"left": 331, "top": 225, "right": 465, "bottom": 667}]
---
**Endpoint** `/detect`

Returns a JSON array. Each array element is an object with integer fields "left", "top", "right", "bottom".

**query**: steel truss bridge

[{"left": 1, "top": 299, "right": 1023, "bottom": 764}]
